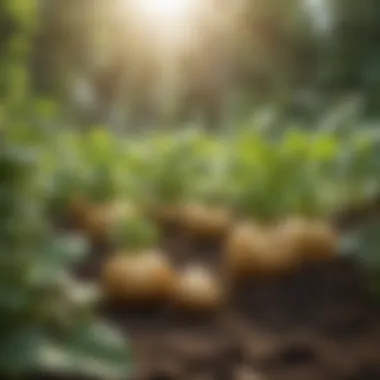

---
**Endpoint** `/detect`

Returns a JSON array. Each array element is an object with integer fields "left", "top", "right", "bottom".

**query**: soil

[{"left": 73, "top": 229, "right": 380, "bottom": 380}]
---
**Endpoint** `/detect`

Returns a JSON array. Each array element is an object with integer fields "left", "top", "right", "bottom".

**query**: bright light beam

[
  {"left": 134, "top": 0, "right": 192, "bottom": 22},
  {"left": 128, "top": 0, "right": 199, "bottom": 45}
]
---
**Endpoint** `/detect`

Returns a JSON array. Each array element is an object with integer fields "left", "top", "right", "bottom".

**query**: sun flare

[
  {"left": 126, "top": 0, "right": 204, "bottom": 47},
  {"left": 133, "top": 0, "right": 193, "bottom": 23}
]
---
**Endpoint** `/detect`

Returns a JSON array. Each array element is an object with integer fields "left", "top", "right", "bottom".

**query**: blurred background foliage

[{"left": 2, "top": 0, "right": 380, "bottom": 129}]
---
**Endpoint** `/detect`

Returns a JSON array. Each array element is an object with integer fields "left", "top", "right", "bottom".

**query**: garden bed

[
  {"left": 17, "top": 126, "right": 380, "bottom": 380},
  {"left": 76, "top": 234, "right": 380, "bottom": 380}
]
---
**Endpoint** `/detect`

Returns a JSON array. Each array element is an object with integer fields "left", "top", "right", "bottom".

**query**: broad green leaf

[{"left": 36, "top": 321, "right": 132, "bottom": 379}]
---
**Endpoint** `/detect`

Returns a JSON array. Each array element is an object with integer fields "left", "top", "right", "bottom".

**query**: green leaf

[
  {"left": 29, "top": 234, "right": 89, "bottom": 288},
  {"left": 36, "top": 321, "right": 132, "bottom": 379},
  {"left": 112, "top": 214, "right": 159, "bottom": 250}
]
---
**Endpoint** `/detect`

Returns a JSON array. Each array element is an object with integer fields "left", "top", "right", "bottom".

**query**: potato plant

[
  {"left": 33, "top": 126, "right": 380, "bottom": 225},
  {"left": 0, "top": 136, "right": 132, "bottom": 379},
  {"left": 5, "top": 116, "right": 380, "bottom": 320}
]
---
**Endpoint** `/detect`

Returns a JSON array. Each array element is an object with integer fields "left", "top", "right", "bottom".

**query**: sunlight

[
  {"left": 127, "top": 0, "right": 199, "bottom": 45},
  {"left": 134, "top": 0, "right": 192, "bottom": 23}
]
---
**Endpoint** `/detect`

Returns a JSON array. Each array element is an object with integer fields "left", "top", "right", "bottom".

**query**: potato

[
  {"left": 224, "top": 221, "right": 266, "bottom": 279},
  {"left": 149, "top": 203, "right": 182, "bottom": 226},
  {"left": 102, "top": 250, "right": 176, "bottom": 305},
  {"left": 277, "top": 217, "right": 339, "bottom": 263},
  {"left": 172, "top": 265, "right": 223, "bottom": 313},
  {"left": 181, "top": 203, "right": 232, "bottom": 238},
  {"left": 225, "top": 221, "right": 302, "bottom": 280},
  {"left": 254, "top": 228, "right": 304, "bottom": 276}
]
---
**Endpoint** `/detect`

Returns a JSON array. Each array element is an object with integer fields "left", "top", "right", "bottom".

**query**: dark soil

[{"left": 73, "top": 230, "right": 380, "bottom": 380}]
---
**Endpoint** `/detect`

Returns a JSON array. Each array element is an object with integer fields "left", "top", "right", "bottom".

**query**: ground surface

[{"left": 75, "top": 230, "right": 380, "bottom": 380}]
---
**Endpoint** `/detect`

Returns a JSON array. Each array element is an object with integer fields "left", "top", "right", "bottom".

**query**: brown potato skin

[
  {"left": 224, "top": 222, "right": 266, "bottom": 280},
  {"left": 181, "top": 203, "right": 232, "bottom": 239},
  {"left": 224, "top": 221, "right": 304, "bottom": 282},
  {"left": 102, "top": 251, "right": 176, "bottom": 306},
  {"left": 172, "top": 266, "right": 224, "bottom": 313},
  {"left": 276, "top": 217, "right": 340, "bottom": 264}
]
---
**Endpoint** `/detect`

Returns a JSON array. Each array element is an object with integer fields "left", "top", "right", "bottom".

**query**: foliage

[
  {"left": 31, "top": 126, "right": 378, "bottom": 221},
  {"left": 6, "top": 119, "right": 378, "bottom": 296},
  {"left": 0, "top": 131, "right": 132, "bottom": 379}
]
